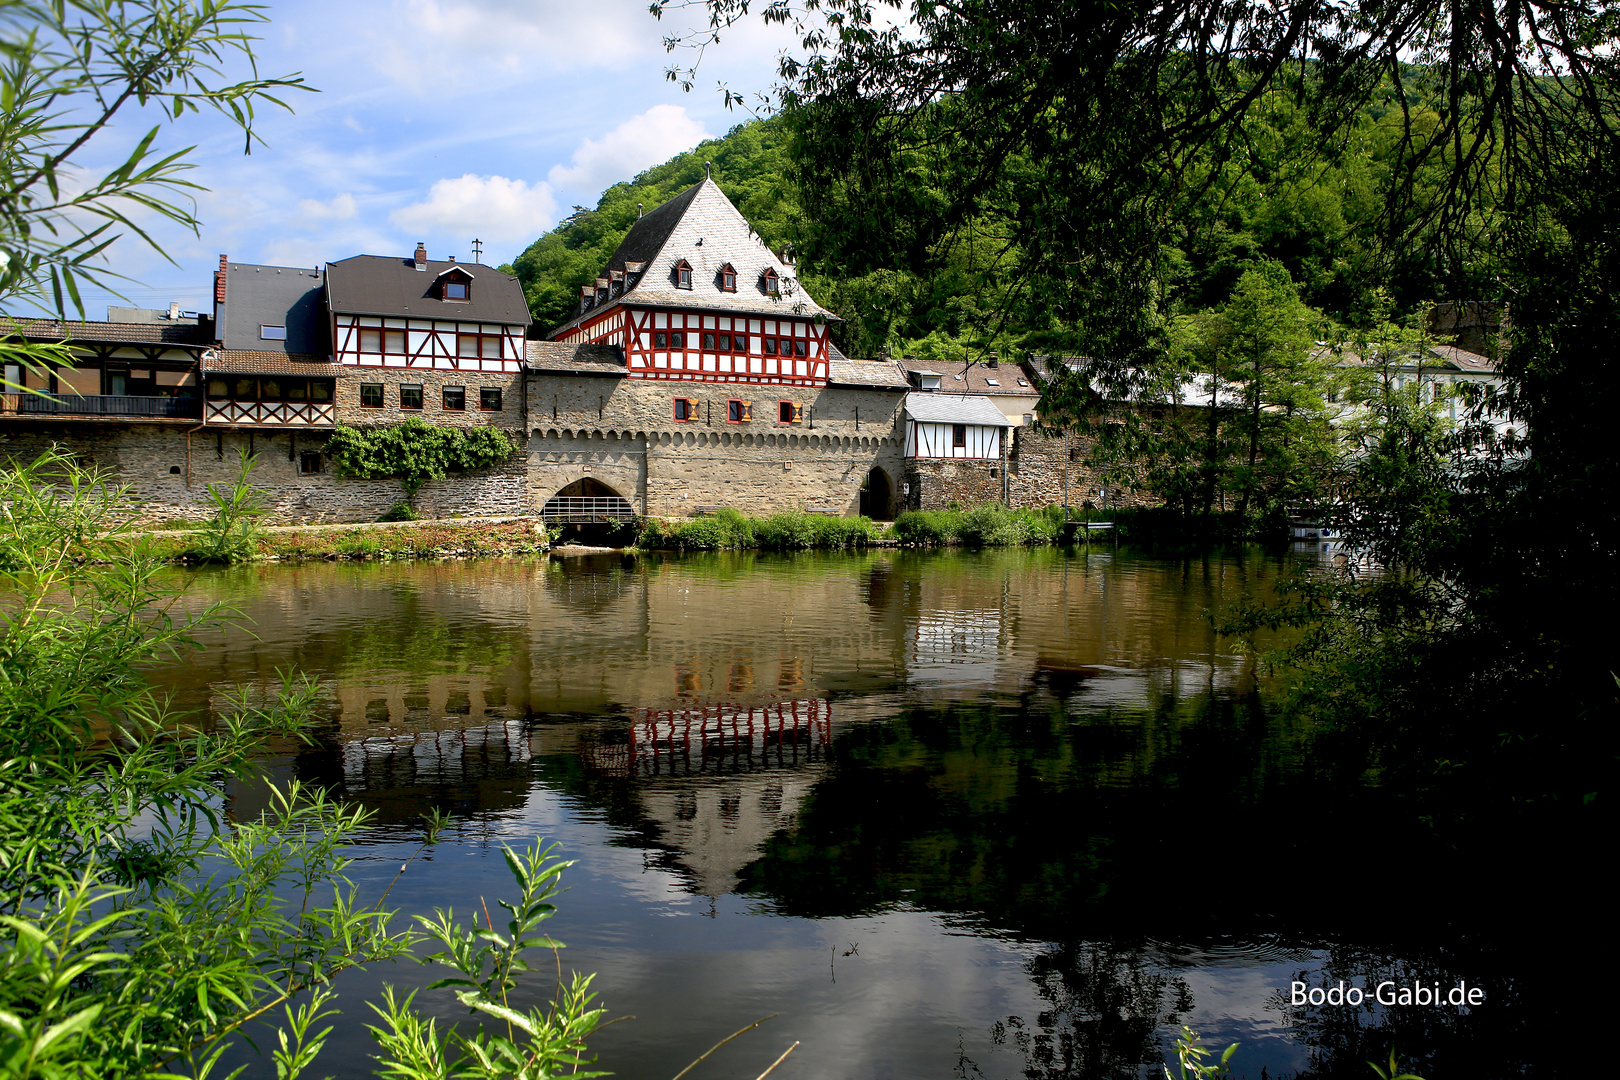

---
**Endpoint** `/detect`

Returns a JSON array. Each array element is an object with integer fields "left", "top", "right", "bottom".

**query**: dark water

[{"left": 150, "top": 549, "right": 1580, "bottom": 1079}]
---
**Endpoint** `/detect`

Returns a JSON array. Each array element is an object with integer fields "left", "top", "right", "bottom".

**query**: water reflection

[{"left": 152, "top": 550, "right": 1563, "bottom": 1079}]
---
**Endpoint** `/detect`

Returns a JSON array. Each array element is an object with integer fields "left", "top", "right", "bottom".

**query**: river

[{"left": 149, "top": 547, "right": 1569, "bottom": 1079}]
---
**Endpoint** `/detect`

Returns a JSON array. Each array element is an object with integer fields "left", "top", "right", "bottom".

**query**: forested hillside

[{"left": 510, "top": 85, "right": 1479, "bottom": 359}]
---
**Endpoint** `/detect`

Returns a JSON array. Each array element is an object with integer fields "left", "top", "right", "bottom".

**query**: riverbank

[{"left": 144, "top": 516, "right": 553, "bottom": 562}]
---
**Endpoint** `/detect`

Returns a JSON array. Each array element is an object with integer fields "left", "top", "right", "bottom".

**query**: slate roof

[
  {"left": 904, "top": 393, "right": 1012, "bottom": 426},
  {"left": 204, "top": 351, "right": 346, "bottom": 377},
  {"left": 526, "top": 341, "right": 627, "bottom": 376},
  {"left": 900, "top": 356, "right": 1039, "bottom": 396},
  {"left": 1322, "top": 344, "right": 1500, "bottom": 375},
  {"left": 550, "top": 178, "right": 833, "bottom": 337},
  {"left": 1, "top": 317, "right": 209, "bottom": 346},
  {"left": 327, "top": 256, "right": 529, "bottom": 324},
  {"left": 828, "top": 358, "right": 910, "bottom": 388},
  {"left": 217, "top": 262, "right": 328, "bottom": 354}
]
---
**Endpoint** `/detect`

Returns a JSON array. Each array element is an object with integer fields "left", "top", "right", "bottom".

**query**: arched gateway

[
  {"left": 541, "top": 477, "right": 633, "bottom": 523},
  {"left": 859, "top": 467, "right": 893, "bottom": 521}
]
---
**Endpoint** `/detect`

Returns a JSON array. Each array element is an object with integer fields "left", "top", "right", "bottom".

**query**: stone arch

[
  {"left": 541, "top": 476, "right": 634, "bottom": 523},
  {"left": 859, "top": 466, "right": 894, "bottom": 521}
]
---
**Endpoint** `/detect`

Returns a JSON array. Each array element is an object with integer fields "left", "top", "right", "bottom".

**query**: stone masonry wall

[
  {"left": 526, "top": 374, "right": 908, "bottom": 518},
  {"left": 0, "top": 422, "right": 524, "bottom": 524},
  {"left": 334, "top": 366, "right": 524, "bottom": 430},
  {"left": 905, "top": 426, "right": 1161, "bottom": 513}
]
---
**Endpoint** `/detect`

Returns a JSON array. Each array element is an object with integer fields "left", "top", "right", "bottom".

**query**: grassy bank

[
  {"left": 146, "top": 517, "right": 553, "bottom": 562},
  {"left": 637, "top": 507, "right": 880, "bottom": 551}
]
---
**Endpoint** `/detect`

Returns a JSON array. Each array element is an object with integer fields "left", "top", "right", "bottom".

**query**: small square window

[
  {"left": 445, "top": 281, "right": 468, "bottom": 300},
  {"left": 670, "top": 332, "right": 685, "bottom": 349},
  {"left": 310, "top": 381, "right": 333, "bottom": 403},
  {"left": 400, "top": 384, "right": 423, "bottom": 409},
  {"left": 299, "top": 451, "right": 324, "bottom": 475},
  {"left": 702, "top": 332, "right": 716, "bottom": 350},
  {"left": 655, "top": 332, "right": 668, "bottom": 349},
  {"left": 720, "top": 266, "right": 737, "bottom": 292},
  {"left": 673, "top": 397, "right": 695, "bottom": 421},
  {"left": 260, "top": 324, "right": 286, "bottom": 340},
  {"left": 734, "top": 335, "right": 748, "bottom": 353},
  {"left": 793, "top": 340, "right": 807, "bottom": 357},
  {"left": 206, "top": 377, "right": 229, "bottom": 400},
  {"left": 676, "top": 262, "right": 693, "bottom": 289},
  {"left": 443, "top": 385, "right": 466, "bottom": 411},
  {"left": 763, "top": 338, "right": 778, "bottom": 356},
  {"left": 480, "top": 387, "right": 503, "bottom": 411},
  {"left": 727, "top": 399, "right": 752, "bottom": 423},
  {"left": 359, "top": 329, "right": 382, "bottom": 353},
  {"left": 261, "top": 378, "right": 284, "bottom": 400},
  {"left": 778, "top": 401, "right": 801, "bottom": 424},
  {"left": 718, "top": 333, "right": 731, "bottom": 351},
  {"left": 953, "top": 424, "right": 967, "bottom": 447},
  {"left": 385, "top": 329, "right": 406, "bottom": 354},
  {"left": 361, "top": 383, "right": 383, "bottom": 408}
]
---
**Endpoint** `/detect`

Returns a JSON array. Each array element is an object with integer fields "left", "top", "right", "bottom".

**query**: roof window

[
  {"left": 718, "top": 263, "right": 737, "bottom": 292},
  {"left": 761, "top": 268, "right": 779, "bottom": 295},
  {"left": 674, "top": 260, "right": 693, "bottom": 289}
]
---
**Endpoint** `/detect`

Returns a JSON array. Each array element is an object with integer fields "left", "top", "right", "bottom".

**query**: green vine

[{"left": 326, "top": 418, "right": 517, "bottom": 500}]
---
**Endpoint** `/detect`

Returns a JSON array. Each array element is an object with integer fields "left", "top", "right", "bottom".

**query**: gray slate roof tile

[
  {"left": 904, "top": 393, "right": 1012, "bottom": 426},
  {"left": 327, "top": 256, "right": 529, "bottom": 324}
]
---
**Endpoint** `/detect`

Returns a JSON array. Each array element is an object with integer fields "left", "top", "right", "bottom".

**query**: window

[
  {"left": 793, "top": 339, "right": 807, "bottom": 357},
  {"left": 233, "top": 377, "right": 257, "bottom": 400},
  {"left": 763, "top": 337, "right": 778, "bottom": 356},
  {"left": 727, "top": 399, "right": 752, "bottom": 423},
  {"left": 675, "top": 260, "right": 693, "bottom": 289},
  {"left": 952, "top": 424, "right": 967, "bottom": 447},
  {"left": 673, "top": 397, "right": 695, "bottom": 421},
  {"left": 206, "top": 377, "right": 229, "bottom": 400},
  {"left": 386, "top": 329, "right": 406, "bottom": 354},
  {"left": 717, "top": 333, "right": 731, "bottom": 352},
  {"left": 286, "top": 380, "right": 308, "bottom": 402},
  {"left": 480, "top": 387, "right": 503, "bottom": 411},
  {"left": 655, "top": 332, "right": 668, "bottom": 348},
  {"left": 310, "top": 381, "right": 333, "bottom": 403},
  {"left": 359, "top": 329, "right": 381, "bottom": 353},
  {"left": 400, "top": 384, "right": 423, "bottom": 409},
  {"left": 719, "top": 263, "right": 737, "bottom": 292},
  {"left": 299, "top": 452, "right": 323, "bottom": 475},
  {"left": 670, "top": 331, "right": 685, "bottom": 348},
  {"left": 260, "top": 324, "right": 286, "bottom": 340},
  {"left": 361, "top": 383, "right": 383, "bottom": 408},
  {"left": 734, "top": 335, "right": 748, "bottom": 353},
  {"left": 458, "top": 333, "right": 502, "bottom": 359},
  {"left": 702, "top": 332, "right": 716, "bottom": 350},
  {"left": 443, "top": 385, "right": 466, "bottom": 410},
  {"left": 441, "top": 276, "right": 470, "bottom": 301},
  {"left": 778, "top": 401, "right": 802, "bottom": 424},
  {"left": 761, "top": 268, "right": 779, "bottom": 295}
]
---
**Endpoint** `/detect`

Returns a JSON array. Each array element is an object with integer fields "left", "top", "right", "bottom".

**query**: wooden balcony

[
  {"left": 205, "top": 399, "right": 335, "bottom": 427},
  {"left": 1, "top": 392, "right": 202, "bottom": 421}
]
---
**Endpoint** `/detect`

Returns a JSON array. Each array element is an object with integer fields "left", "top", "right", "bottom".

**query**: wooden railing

[
  {"left": 205, "top": 400, "right": 336, "bottom": 426},
  {"left": 1, "top": 393, "right": 202, "bottom": 419}
]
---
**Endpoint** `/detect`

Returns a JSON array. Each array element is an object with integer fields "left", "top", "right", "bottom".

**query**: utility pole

[{"left": 472, "top": 238, "right": 483, "bottom": 264}]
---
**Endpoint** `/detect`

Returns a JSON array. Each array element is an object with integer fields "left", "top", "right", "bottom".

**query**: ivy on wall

[{"left": 326, "top": 418, "right": 517, "bottom": 498}]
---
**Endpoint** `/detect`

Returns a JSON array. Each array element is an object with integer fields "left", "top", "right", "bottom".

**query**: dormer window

[
  {"left": 718, "top": 263, "right": 737, "bottom": 292},
  {"left": 436, "top": 266, "right": 473, "bottom": 302},
  {"left": 761, "top": 268, "right": 779, "bottom": 296},
  {"left": 674, "top": 260, "right": 693, "bottom": 290}
]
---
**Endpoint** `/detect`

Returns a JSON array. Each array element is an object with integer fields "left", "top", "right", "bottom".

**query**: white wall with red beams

[
  {"left": 332, "top": 314, "right": 525, "bottom": 373},
  {"left": 558, "top": 305, "right": 829, "bottom": 387}
]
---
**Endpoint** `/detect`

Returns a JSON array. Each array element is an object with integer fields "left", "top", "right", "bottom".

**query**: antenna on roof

[
  {"left": 472, "top": 238, "right": 483, "bottom": 263},
  {"left": 704, "top": 160, "right": 712, "bottom": 179}
]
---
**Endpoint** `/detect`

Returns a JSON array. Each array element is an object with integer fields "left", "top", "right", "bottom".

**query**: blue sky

[{"left": 58, "top": 0, "right": 799, "bottom": 320}]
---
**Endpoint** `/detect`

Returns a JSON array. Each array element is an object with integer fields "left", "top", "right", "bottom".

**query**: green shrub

[
  {"left": 379, "top": 500, "right": 418, "bottom": 522},
  {"left": 894, "top": 504, "right": 1062, "bottom": 547},
  {"left": 893, "top": 509, "right": 960, "bottom": 546},
  {"left": 188, "top": 448, "right": 268, "bottom": 563}
]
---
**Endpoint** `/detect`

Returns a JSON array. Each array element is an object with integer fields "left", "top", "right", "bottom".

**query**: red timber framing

[
  {"left": 561, "top": 305, "right": 831, "bottom": 387},
  {"left": 578, "top": 700, "right": 833, "bottom": 778},
  {"left": 332, "top": 313, "right": 525, "bottom": 373}
]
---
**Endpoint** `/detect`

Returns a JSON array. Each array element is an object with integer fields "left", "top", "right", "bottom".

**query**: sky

[{"left": 48, "top": 0, "right": 801, "bottom": 321}]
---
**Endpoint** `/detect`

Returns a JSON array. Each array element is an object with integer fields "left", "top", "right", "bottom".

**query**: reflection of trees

[{"left": 979, "top": 941, "right": 1191, "bottom": 1080}]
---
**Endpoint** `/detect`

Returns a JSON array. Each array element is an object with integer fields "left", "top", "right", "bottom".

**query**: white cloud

[
  {"left": 368, "top": 0, "right": 652, "bottom": 83},
  {"left": 298, "top": 192, "right": 358, "bottom": 224},
  {"left": 547, "top": 105, "right": 710, "bottom": 196},
  {"left": 389, "top": 174, "right": 558, "bottom": 246}
]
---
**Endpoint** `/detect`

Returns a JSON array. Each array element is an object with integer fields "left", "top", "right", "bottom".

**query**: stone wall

[
  {"left": 0, "top": 422, "right": 524, "bottom": 524},
  {"left": 334, "top": 366, "right": 524, "bottom": 430},
  {"left": 526, "top": 374, "right": 908, "bottom": 518},
  {"left": 905, "top": 426, "right": 1160, "bottom": 513}
]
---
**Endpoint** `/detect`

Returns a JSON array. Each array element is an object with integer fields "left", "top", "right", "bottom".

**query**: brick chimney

[
  {"left": 214, "top": 254, "right": 228, "bottom": 305},
  {"left": 413, "top": 243, "right": 427, "bottom": 271}
]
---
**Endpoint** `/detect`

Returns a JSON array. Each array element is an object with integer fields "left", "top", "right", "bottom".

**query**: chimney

[
  {"left": 413, "top": 243, "right": 427, "bottom": 271},
  {"left": 449, "top": 255, "right": 456, "bottom": 264},
  {"left": 988, "top": 350, "right": 999, "bottom": 368},
  {"left": 214, "top": 254, "right": 228, "bottom": 305},
  {"left": 637, "top": 202, "right": 644, "bottom": 218},
  {"left": 167, "top": 301, "right": 181, "bottom": 321}
]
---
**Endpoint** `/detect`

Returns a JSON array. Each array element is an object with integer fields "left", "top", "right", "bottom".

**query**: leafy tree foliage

[{"left": 326, "top": 419, "right": 517, "bottom": 502}]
